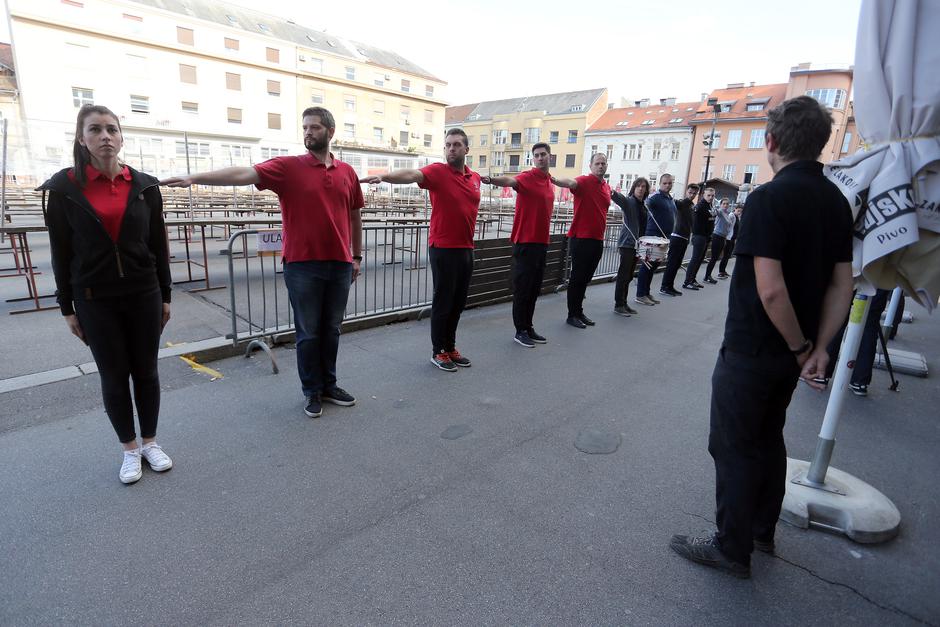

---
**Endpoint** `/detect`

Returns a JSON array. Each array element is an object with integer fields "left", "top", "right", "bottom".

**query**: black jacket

[
  {"left": 40, "top": 166, "right": 171, "bottom": 315},
  {"left": 673, "top": 197, "right": 694, "bottom": 239},
  {"left": 691, "top": 198, "right": 716, "bottom": 238}
]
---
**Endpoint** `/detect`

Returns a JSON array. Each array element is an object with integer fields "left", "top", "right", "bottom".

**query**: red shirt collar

[
  {"left": 85, "top": 163, "right": 131, "bottom": 182},
  {"left": 302, "top": 152, "right": 337, "bottom": 170}
]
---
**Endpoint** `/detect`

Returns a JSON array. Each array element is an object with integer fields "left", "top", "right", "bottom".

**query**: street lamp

[{"left": 701, "top": 98, "right": 722, "bottom": 190}]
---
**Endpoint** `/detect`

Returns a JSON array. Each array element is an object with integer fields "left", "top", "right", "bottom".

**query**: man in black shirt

[
  {"left": 682, "top": 187, "right": 715, "bottom": 289},
  {"left": 670, "top": 96, "right": 854, "bottom": 578},
  {"left": 659, "top": 183, "right": 699, "bottom": 296}
]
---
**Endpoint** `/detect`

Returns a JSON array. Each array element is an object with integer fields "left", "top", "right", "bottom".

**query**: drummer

[{"left": 635, "top": 173, "right": 677, "bottom": 306}]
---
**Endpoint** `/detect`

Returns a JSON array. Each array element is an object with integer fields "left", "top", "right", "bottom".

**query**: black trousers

[
  {"left": 660, "top": 236, "right": 689, "bottom": 291},
  {"left": 719, "top": 238, "right": 736, "bottom": 274},
  {"left": 614, "top": 247, "right": 637, "bottom": 306},
  {"left": 512, "top": 243, "right": 547, "bottom": 332},
  {"left": 684, "top": 234, "right": 708, "bottom": 285},
  {"left": 74, "top": 288, "right": 163, "bottom": 444},
  {"left": 705, "top": 235, "right": 726, "bottom": 279},
  {"left": 567, "top": 237, "right": 603, "bottom": 316},
  {"left": 824, "top": 288, "right": 891, "bottom": 385},
  {"left": 429, "top": 246, "right": 473, "bottom": 353},
  {"left": 708, "top": 347, "right": 800, "bottom": 566}
]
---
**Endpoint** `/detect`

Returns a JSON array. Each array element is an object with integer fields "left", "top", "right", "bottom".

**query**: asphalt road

[{"left": 2, "top": 274, "right": 938, "bottom": 625}]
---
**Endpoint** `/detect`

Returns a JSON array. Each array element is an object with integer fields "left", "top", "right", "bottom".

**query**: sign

[{"left": 256, "top": 229, "right": 283, "bottom": 257}]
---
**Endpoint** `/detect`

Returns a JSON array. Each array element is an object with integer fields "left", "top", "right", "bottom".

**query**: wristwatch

[
  {"left": 353, "top": 255, "right": 363, "bottom": 262},
  {"left": 790, "top": 339, "right": 813, "bottom": 355}
]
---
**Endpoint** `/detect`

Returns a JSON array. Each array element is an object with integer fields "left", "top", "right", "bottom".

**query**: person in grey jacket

[
  {"left": 610, "top": 177, "right": 649, "bottom": 315},
  {"left": 704, "top": 197, "right": 734, "bottom": 283}
]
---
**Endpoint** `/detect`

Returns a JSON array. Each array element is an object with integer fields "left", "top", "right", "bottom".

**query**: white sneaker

[
  {"left": 120, "top": 449, "right": 142, "bottom": 484},
  {"left": 140, "top": 443, "right": 173, "bottom": 472}
]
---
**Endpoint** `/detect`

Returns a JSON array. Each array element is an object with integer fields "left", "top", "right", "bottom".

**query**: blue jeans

[{"left": 283, "top": 260, "right": 352, "bottom": 397}]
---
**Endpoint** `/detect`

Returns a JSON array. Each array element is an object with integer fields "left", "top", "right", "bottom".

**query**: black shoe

[
  {"left": 849, "top": 383, "right": 868, "bottom": 396},
  {"left": 717, "top": 272, "right": 729, "bottom": 279},
  {"left": 753, "top": 538, "right": 776, "bottom": 554},
  {"left": 566, "top": 316, "right": 587, "bottom": 329},
  {"left": 578, "top": 314, "right": 595, "bottom": 326},
  {"left": 669, "top": 533, "right": 750, "bottom": 579},
  {"left": 660, "top": 287, "right": 682, "bottom": 297},
  {"left": 704, "top": 276, "right": 718, "bottom": 284},
  {"left": 614, "top": 306, "right": 631, "bottom": 317},
  {"left": 693, "top": 281, "right": 705, "bottom": 289},
  {"left": 322, "top": 386, "right": 356, "bottom": 406},
  {"left": 527, "top": 328, "right": 547, "bottom": 343},
  {"left": 304, "top": 394, "right": 322, "bottom": 418},
  {"left": 682, "top": 283, "right": 700, "bottom": 291},
  {"left": 624, "top": 304, "right": 638, "bottom": 315},
  {"left": 514, "top": 330, "right": 536, "bottom": 348}
]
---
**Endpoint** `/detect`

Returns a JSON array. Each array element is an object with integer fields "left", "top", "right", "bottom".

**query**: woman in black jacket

[{"left": 41, "top": 104, "right": 173, "bottom": 484}]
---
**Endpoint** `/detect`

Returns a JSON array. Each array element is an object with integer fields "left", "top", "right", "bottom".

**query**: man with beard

[
  {"left": 361, "top": 129, "right": 481, "bottom": 372},
  {"left": 162, "top": 107, "right": 363, "bottom": 419}
]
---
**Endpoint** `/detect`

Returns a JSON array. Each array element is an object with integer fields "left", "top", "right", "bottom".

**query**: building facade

[
  {"left": 584, "top": 98, "right": 699, "bottom": 194},
  {"left": 5, "top": 0, "right": 447, "bottom": 181},
  {"left": 445, "top": 89, "right": 608, "bottom": 185}
]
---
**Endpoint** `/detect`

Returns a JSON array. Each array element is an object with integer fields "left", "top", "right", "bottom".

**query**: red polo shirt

[
  {"left": 567, "top": 174, "right": 610, "bottom": 240},
  {"left": 510, "top": 168, "right": 554, "bottom": 245},
  {"left": 68, "top": 164, "right": 132, "bottom": 242},
  {"left": 419, "top": 162, "right": 481, "bottom": 248},
  {"left": 254, "top": 153, "right": 364, "bottom": 263}
]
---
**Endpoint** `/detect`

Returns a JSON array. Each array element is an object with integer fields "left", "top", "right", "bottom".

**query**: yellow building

[{"left": 446, "top": 89, "right": 608, "bottom": 182}]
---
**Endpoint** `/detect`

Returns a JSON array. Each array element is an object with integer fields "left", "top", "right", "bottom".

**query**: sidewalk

[{"left": 1, "top": 277, "right": 937, "bottom": 624}]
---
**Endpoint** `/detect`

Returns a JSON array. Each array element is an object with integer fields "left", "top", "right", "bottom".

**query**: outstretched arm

[
  {"left": 161, "top": 166, "right": 259, "bottom": 187},
  {"left": 551, "top": 176, "right": 578, "bottom": 190},
  {"left": 360, "top": 169, "right": 424, "bottom": 185},
  {"left": 482, "top": 175, "right": 517, "bottom": 189}
]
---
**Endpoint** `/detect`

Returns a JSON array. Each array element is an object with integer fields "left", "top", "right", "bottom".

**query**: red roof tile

[
  {"left": 689, "top": 83, "right": 788, "bottom": 123},
  {"left": 445, "top": 103, "right": 479, "bottom": 126},
  {"left": 587, "top": 101, "right": 701, "bottom": 133}
]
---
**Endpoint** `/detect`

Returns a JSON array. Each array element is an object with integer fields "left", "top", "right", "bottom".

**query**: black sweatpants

[
  {"left": 74, "top": 288, "right": 164, "bottom": 443},
  {"left": 614, "top": 247, "right": 637, "bottom": 307},
  {"left": 660, "top": 235, "right": 689, "bottom": 291},
  {"left": 705, "top": 235, "right": 726, "bottom": 279},
  {"left": 566, "top": 237, "right": 603, "bottom": 317},
  {"left": 684, "top": 234, "right": 708, "bottom": 285},
  {"left": 511, "top": 243, "right": 547, "bottom": 332},
  {"left": 719, "top": 238, "right": 736, "bottom": 274},
  {"left": 708, "top": 347, "right": 800, "bottom": 566},
  {"left": 429, "top": 246, "right": 474, "bottom": 354}
]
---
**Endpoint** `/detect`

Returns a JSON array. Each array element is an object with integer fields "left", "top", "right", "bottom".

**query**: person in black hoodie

[
  {"left": 659, "top": 183, "right": 699, "bottom": 296},
  {"left": 683, "top": 186, "right": 715, "bottom": 289},
  {"left": 41, "top": 104, "right": 173, "bottom": 485}
]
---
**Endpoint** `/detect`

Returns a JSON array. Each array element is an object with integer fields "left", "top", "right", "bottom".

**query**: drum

[{"left": 636, "top": 236, "right": 670, "bottom": 262}]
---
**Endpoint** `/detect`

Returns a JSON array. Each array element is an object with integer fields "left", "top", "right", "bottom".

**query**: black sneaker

[
  {"left": 578, "top": 313, "right": 595, "bottom": 326},
  {"left": 304, "top": 394, "right": 322, "bottom": 418},
  {"left": 566, "top": 315, "right": 587, "bottom": 329},
  {"left": 447, "top": 349, "right": 472, "bottom": 367},
  {"left": 704, "top": 276, "right": 718, "bottom": 284},
  {"left": 660, "top": 287, "right": 682, "bottom": 297},
  {"left": 614, "top": 306, "right": 631, "bottom": 317},
  {"left": 527, "top": 328, "right": 547, "bottom": 343},
  {"left": 514, "top": 331, "right": 536, "bottom": 348},
  {"left": 624, "top": 304, "right": 638, "bottom": 315},
  {"left": 430, "top": 351, "right": 457, "bottom": 372},
  {"left": 718, "top": 272, "right": 730, "bottom": 279},
  {"left": 849, "top": 383, "right": 868, "bottom": 396},
  {"left": 693, "top": 281, "right": 705, "bottom": 289},
  {"left": 753, "top": 538, "right": 776, "bottom": 554},
  {"left": 669, "top": 533, "right": 750, "bottom": 578},
  {"left": 682, "top": 283, "right": 700, "bottom": 291},
  {"left": 322, "top": 386, "right": 356, "bottom": 406}
]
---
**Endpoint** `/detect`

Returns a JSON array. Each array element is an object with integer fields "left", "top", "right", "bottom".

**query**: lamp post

[{"left": 700, "top": 98, "right": 722, "bottom": 189}]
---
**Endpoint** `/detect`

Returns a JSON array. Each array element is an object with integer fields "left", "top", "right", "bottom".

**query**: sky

[{"left": 0, "top": 0, "right": 862, "bottom": 106}]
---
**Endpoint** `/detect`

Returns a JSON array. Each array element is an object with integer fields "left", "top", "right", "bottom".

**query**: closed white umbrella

[{"left": 783, "top": 0, "right": 939, "bottom": 543}]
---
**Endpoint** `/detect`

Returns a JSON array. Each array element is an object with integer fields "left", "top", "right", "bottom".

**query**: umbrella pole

[{"left": 882, "top": 287, "right": 904, "bottom": 337}]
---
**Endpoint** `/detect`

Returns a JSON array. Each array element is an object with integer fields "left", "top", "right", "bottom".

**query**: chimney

[
  {"left": 749, "top": 81, "right": 755, "bottom": 87},
  {"left": 727, "top": 82, "right": 745, "bottom": 89},
  {"left": 607, "top": 103, "right": 614, "bottom": 109},
  {"left": 660, "top": 97, "right": 676, "bottom": 106},
  {"left": 639, "top": 98, "right": 650, "bottom": 107},
  {"left": 701, "top": 92, "right": 708, "bottom": 102}
]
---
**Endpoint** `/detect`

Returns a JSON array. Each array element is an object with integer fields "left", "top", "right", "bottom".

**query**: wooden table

[{"left": 0, "top": 224, "right": 57, "bottom": 314}]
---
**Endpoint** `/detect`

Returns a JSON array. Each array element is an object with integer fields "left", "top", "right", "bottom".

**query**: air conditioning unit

[{"left": 299, "top": 55, "right": 306, "bottom": 61}]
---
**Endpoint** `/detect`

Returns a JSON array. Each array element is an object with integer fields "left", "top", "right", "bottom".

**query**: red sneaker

[
  {"left": 447, "top": 349, "right": 471, "bottom": 367},
  {"left": 430, "top": 352, "right": 457, "bottom": 372}
]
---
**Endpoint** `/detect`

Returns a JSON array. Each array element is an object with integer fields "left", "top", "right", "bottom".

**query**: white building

[
  {"left": 583, "top": 98, "right": 699, "bottom": 194},
  {"left": 5, "top": 0, "right": 447, "bottom": 182}
]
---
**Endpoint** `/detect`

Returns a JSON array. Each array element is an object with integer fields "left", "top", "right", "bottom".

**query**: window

[
  {"left": 344, "top": 123, "right": 355, "bottom": 139},
  {"left": 426, "top": 85, "right": 434, "bottom": 97},
  {"left": 649, "top": 173, "right": 658, "bottom": 188},
  {"left": 549, "top": 154, "right": 557, "bottom": 167},
  {"left": 179, "top": 64, "right": 196, "bottom": 84},
  {"left": 267, "top": 80, "right": 281, "bottom": 96},
  {"left": 401, "top": 79, "right": 411, "bottom": 93},
  {"left": 175, "top": 141, "right": 209, "bottom": 156},
  {"left": 726, "top": 129, "right": 742, "bottom": 149},
  {"left": 606, "top": 145, "right": 613, "bottom": 159},
  {"left": 226, "top": 73, "right": 241, "bottom": 90},
  {"left": 181, "top": 101, "right": 198, "bottom": 114},
  {"left": 345, "top": 66, "right": 355, "bottom": 80},
  {"left": 220, "top": 144, "right": 251, "bottom": 159},
  {"left": 268, "top": 113, "right": 281, "bottom": 130},
  {"left": 622, "top": 145, "right": 628, "bottom": 160},
  {"left": 374, "top": 73, "right": 385, "bottom": 87},
  {"left": 748, "top": 129, "right": 764, "bottom": 149},
  {"left": 177, "top": 27, "right": 194, "bottom": 45},
  {"left": 549, "top": 130, "right": 559, "bottom": 144},
  {"left": 565, "top": 154, "right": 576, "bottom": 168},
  {"left": 590, "top": 144, "right": 598, "bottom": 155},
  {"left": 746, "top": 103, "right": 764, "bottom": 112},
  {"left": 841, "top": 132, "right": 853, "bottom": 153},
  {"left": 510, "top": 132, "right": 522, "bottom": 148},
  {"left": 641, "top": 119, "right": 654, "bottom": 125},
  {"left": 72, "top": 87, "right": 93, "bottom": 108},
  {"left": 367, "top": 157, "right": 388, "bottom": 169},
  {"left": 373, "top": 127, "right": 383, "bottom": 142},
  {"left": 722, "top": 164, "right": 736, "bottom": 181},
  {"left": 261, "top": 147, "right": 289, "bottom": 159},
  {"left": 130, "top": 95, "right": 149, "bottom": 114},
  {"left": 224, "top": 37, "right": 239, "bottom": 51},
  {"left": 311, "top": 89, "right": 324, "bottom": 104},
  {"left": 626, "top": 144, "right": 639, "bottom": 160},
  {"left": 493, "top": 129, "right": 507, "bottom": 145},
  {"left": 344, "top": 96, "right": 356, "bottom": 112},
  {"left": 309, "top": 58, "right": 323, "bottom": 74},
  {"left": 567, "top": 130, "right": 578, "bottom": 143},
  {"left": 492, "top": 151, "right": 504, "bottom": 166},
  {"left": 509, "top": 154, "right": 521, "bottom": 169},
  {"left": 806, "top": 88, "right": 846, "bottom": 109},
  {"left": 424, "top": 109, "right": 433, "bottom": 124},
  {"left": 373, "top": 99, "right": 385, "bottom": 114},
  {"left": 524, "top": 151, "right": 533, "bottom": 167},
  {"left": 399, "top": 131, "right": 409, "bottom": 146},
  {"left": 524, "top": 127, "right": 540, "bottom": 144},
  {"left": 651, "top": 141, "right": 662, "bottom": 160},
  {"left": 744, "top": 164, "right": 759, "bottom": 184},
  {"left": 618, "top": 174, "right": 625, "bottom": 189},
  {"left": 670, "top": 144, "right": 680, "bottom": 160},
  {"left": 480, "top": 134, "right": 487, "bottom": 147},
  {"left": 478, "top": 155, "right": 487, "bottom": 168},
  {"left": 424, "top": 134, "right": 432, "bottom": 148},
  {"left": 266, "top": 47, "right": 280, "bottom": 63},
  {"left": 227, "top": 107, "right": 242, "bottom": 124}
]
